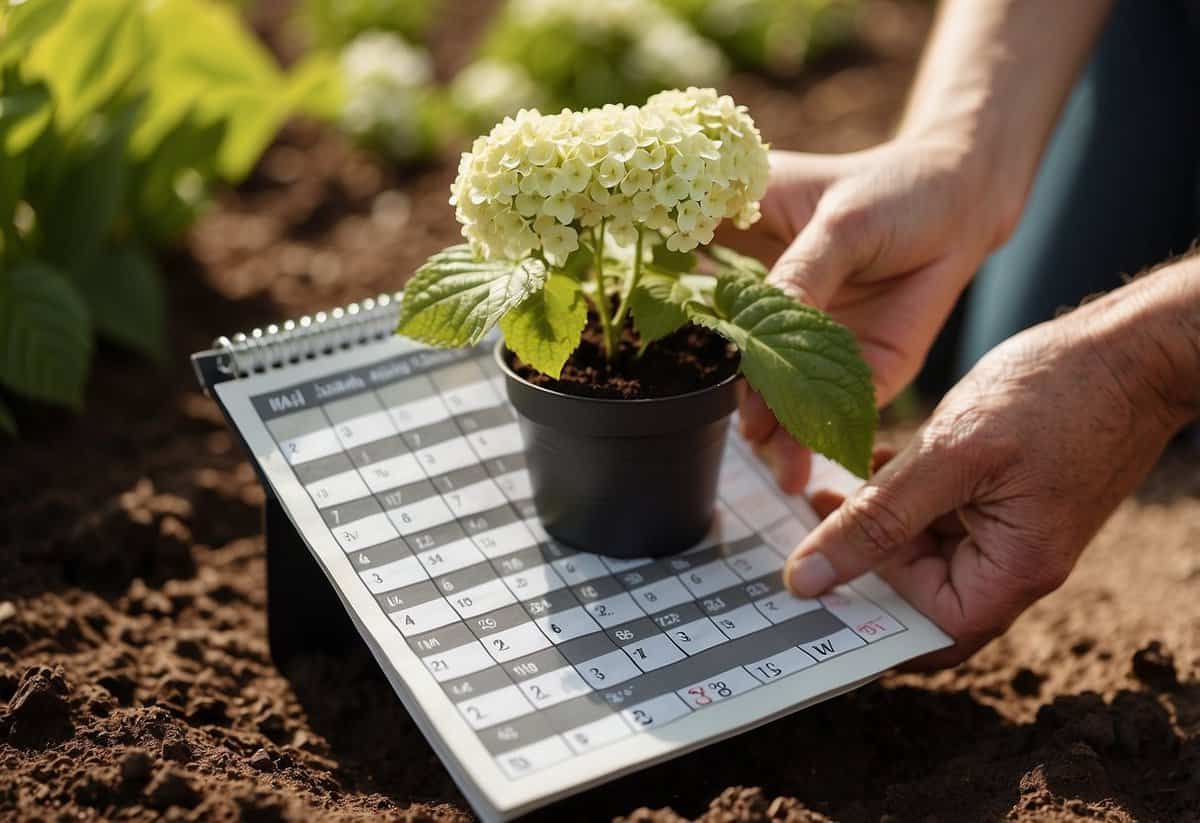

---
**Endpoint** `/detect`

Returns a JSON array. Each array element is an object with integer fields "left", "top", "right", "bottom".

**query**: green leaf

[
  {"left": 0, "top": 67, "right": 52, "bottom": 155},
  {"left": 500, "top": 273, "right": 586, "bottom": 378},
  {"left": 628, "top": 270, "right": 712, "bottom": 347},
  {"left": 71, "top": 245, "right": 166, "bottom": 362},
  {"left": 708, "top": 244, "right": 768, "bottom": 280},
  {"left": 650, "top": 243, "right": 697, "bottom": 274},
  {"left": 0, "top": 260, "right": 93, "bottom": 410},
  {"left": 0, "top": 0, "right": 72, "bottom": 65},
  {"left": 0, "top": 394, "right": 15, "bottom": 437},
  {"left": 689, "top": 276, "right": 876, "bottom": 477},
  {"left": 398, "top": 244, "right": 549, "bottom": 348}
]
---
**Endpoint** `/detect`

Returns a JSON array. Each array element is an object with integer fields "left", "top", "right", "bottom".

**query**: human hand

[
  {"left": 779, "top": 272, "right": 1199, "bottom": 669},
  {"left": 722, "top": 140, "right": 1021, "bottom": 490}
]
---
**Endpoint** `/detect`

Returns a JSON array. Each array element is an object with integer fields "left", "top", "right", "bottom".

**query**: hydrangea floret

[
  {"left": 340, "top": 32, "right": 438, "bottom": 161},
  {"left": 397, "top": 88, "right": 877, "bottom": 476}
]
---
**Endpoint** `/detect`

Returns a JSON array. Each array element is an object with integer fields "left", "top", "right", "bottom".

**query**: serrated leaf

[
  {"left": 398, "top": 245, "right": 548, "bottom": 348},
  {"left": 72, "top": 245, "right": 166, "bottom": 362},
  {"left": 629, "top": 270, "right": 713, "bottom": 347},
  {"left": 708, "top": 243, "right": 768, "bottom": 280},
  {"left": 0, "top": 260, "right": 93, "bottom": 410},
  {"left": 689, "top": 276, "right": 876, "bottom": 477},
  {"left": 500, "top": 273, "right": 585, "bottom": 378},
  {"left": 0, "top": 394, "right": 15, "bottom": 437}
]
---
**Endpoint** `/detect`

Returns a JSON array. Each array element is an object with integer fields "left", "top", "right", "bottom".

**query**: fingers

[
  {"left": 783, "top": 432, "right": 968, "bottom": 597},
  {"left": 737, "top": 386, "right": 776, "bottom": 443},
  {"left": 753, "top": 427, "right": 812, "bottom": 495}
]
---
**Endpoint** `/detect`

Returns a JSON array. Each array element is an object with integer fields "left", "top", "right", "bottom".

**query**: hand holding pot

[{"left": 782, "top": 261, "right": 1200, "bottom": 669}]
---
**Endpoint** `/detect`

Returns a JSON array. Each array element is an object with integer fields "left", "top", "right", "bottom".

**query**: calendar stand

[{"left": 264, "top": 492, "right": 360, "bottom": 667}]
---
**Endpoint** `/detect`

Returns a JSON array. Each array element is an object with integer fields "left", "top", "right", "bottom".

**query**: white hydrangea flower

[
  {"left": 340, "top": 32, "right": 432, "bottom": 159},
  {"left": 451, "top": 59, "right": 544, "bottom": 128},
  {"left": 449, "top": 87, "right": 769, "bottom": 264}
]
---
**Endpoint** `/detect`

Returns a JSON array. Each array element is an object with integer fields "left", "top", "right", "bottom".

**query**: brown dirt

[
  {"left": 511, "top": 314, "right": 740, "bottom": 399},
  {"left": 4, "top": 2, "right": 1200, "bottom": 821}
]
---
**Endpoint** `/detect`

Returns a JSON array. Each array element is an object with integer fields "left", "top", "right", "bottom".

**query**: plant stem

[
  {"left": 609, "top": 226, "right": 643, "bottom": 340},
  {"left": 590, "top": 223, "right": 616, "bottom": 361}
]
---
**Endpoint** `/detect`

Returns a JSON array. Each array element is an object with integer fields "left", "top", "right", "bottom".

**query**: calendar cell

[
  {"left": 724, "top": 545, "right": 785, "bottom": 581},
  {"left": 729, "top": 489, "right": 792, "bottom": 527},
  {"left": 523, "top": 515, "right": 550, "bottom": 543},
  {"left": 743, "top": 646, "right": 815, "bottom": 684},
  {"left": 386, "top": 494, "right": 456, "bottom": 535},
  {"left": 466, "top": 423, "right": 524, "bottom": 461},
  {"left": 360, "top": 553, "right": 425, "bottom": 594},
  {"left": 334, "top": 512, "right": 400, "bottom": 552},
  {"left": 442, "top": 380, "right": 502, "bottom": 415},
  {"left": 576, "top": 649, "right": 641, "bottom": 688},
  {"left": 450, "top": 578, "right": 518, "bottom": 618},
  {"left": 709, "top": 604, "right": 771, "bottom": 640},
  {"left": 391, "top": 596, "right": 460, "bottom": 637},
  {"left": 416, "top": 538, "right": 485, "bottom": 576},
  {"left": 678, "top": 559, "right": 742, "bottom": 599},
  {"left": 496, "top": 469, "right": 534, "bottom": 502},
  {"left": 601, "top": 555, "right": 654, "bottom": 574},
  {"left": 443, "top": 665, "right": 512, "bottom": 703},
  {"left": 359, "top": 453, "right": 425, "bottom": 494},
  {"left": 441, "top": 478, "right": 509, "bottom": 517},
  {"left": 306, "top": 469, "right": 371, "bottom": 508},
  {"left": 423, "top": 640, "right": 495, "bottom": 682},
  {"left": 800, "top": 628, "right": 867, "bottom": 663},
  {"left": 376, "top": 579, "right": 438, "bottom": 613},
  {"left": 533, "top": 606, "right": 601, "bottom": 644},
  {"left": 320, "top": 496, "right": 382, "bottom": 529},
  {"left": 677, "top": 667, "right": 758, "bottom": 708},
  {"left": 622, "top": 633, "right": 686, "bottom": 672},
  {"left": 472, "top": 521, "right": 539, "bottom": 559},
  {"left": 819, "top": 587, "right": 905, "bottom": 642},
  {"left": 457, "top": 684, "right": 534, "bottom": 730},
  {"left": 666, "top": 618, "right": 728, "bottom": 656},
  {"left": 551, "top": 553, "right": 610, "bottom": 586},
  {"left": 753, "top": 591, "right": 822, "bottom": 625},
  {"left": 388, "top": 394, "right": 451, "bottom": 431},
  {"left": 460, "top": 505, "right": 517, "bottom": 535},
  {"left": 620, "top": 693, "right": 691, "bottom": 732},
  {"left": 476, "top": 711, "right": 556, "bottom": 756},
  {"left": 268, "top": 407, "right": 344, "bottom": 464},
  {"left": 414, "top": 436, "right": 479, "bottom": 477},
  {"left": 496, "top": 735, "right": 572, "bottom": 780},
  {"left": 482, "top": 622, "right": 552, "bottom": 662},
  {"left": 761, "top": 517, "right": 811, "bottom": 555},
  {"left": 349, "top": 537, "right": 410, "bottom": 572},
  {"left": 518, "top": 666, "right": 592, "bottom": 708},
  {"left": 331, "top": 410, "right": 397, "bottom": 449},
  {"left": 502, "top": 564, "right": 566, "bottom": 600},
  {"left": 583, "top": 593, "right": 643, "bottom": 628},
  {"left": 628, "top": 576, "right": 693, "bottom": 614},
  {"left": 563, "top": 713, "right": 631, "bottom": 755}
]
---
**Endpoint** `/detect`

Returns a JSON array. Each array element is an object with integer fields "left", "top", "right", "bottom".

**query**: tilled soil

[{"left": 4, "top": 2, "right": 1199, "bottom": 821}]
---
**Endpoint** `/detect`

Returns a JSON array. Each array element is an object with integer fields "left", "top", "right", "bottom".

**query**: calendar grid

[{"left": 256, "top": 347, "right": 914, "bottom": 781}]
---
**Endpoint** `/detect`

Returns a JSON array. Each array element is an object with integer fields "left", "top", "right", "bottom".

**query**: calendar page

[{"left": 212, "top": 335, "right": 951, "bottom": 822}]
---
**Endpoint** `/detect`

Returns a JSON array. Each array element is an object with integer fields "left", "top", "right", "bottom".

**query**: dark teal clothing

[{"left": 918, "top": 0, "right": 1200, "bottom": 397}]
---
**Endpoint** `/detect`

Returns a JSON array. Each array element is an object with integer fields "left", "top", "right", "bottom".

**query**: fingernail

[{"left": 787, "top": 552, "right": 836, "bottom": 596}]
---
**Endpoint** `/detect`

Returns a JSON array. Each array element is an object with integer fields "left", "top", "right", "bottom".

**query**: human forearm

[{"left": 897, "top": 0, "right": 1114, "bottom": 242}]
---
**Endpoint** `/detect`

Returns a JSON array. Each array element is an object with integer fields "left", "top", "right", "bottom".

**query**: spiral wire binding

[{"left": 212, "top": 292, "right": 404, "bottom": 378}]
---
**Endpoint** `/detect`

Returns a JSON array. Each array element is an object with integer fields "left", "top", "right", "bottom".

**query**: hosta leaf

[
  {"left": 0, "top": 260, "right": 93, "bottom": 410},
  {"left": 628, "top": 270, "right": 713, "bottom": 347},
  {"left": 397, "top": 244, "right": 548, "bottom": 348},
  {"left": 500, "top": 273, "right": 586, "bottom": 378},
  {"left": 708, "top": 243, "right": 768, "bottom": 280},
  {"left": 689, "top": 276, "right": 876, "bottom": 477},
  {"left": 72, "top": 245, "right": 166, "bottom": 363}
]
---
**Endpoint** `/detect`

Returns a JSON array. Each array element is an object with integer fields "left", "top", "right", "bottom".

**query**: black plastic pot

[{"left": 495, "top": 341, "right": 740, "bottom": 559}]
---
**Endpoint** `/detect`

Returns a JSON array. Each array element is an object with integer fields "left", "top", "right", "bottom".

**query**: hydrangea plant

[
  {"left": 478, "top": 0, "right": 727, "bottom": 111},
  {"left": 397, "top": 88, "right": 876, "bottom": 476}
]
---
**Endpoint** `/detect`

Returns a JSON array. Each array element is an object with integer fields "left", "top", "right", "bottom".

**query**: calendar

[{"left": 193, "top": 298, "right": 951, "bottom": 822}]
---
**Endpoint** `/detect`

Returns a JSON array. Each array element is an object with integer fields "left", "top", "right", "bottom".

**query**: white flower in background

[
  {"left": 451, "top": 59, "right": 544, "bottom": 128},
  {"left": 449, "top": 87, "right": 769, "bottom": 264},
  {"left": 340, "top": 31, "right": 432, "bottom": 159},
  {"left": 629, "top": 18, "right": 727, "bottom": 91}
]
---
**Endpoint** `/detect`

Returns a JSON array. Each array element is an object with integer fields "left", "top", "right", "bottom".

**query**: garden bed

[{"left": 3, "top": 1, "right": 1199, "bottom": 820}]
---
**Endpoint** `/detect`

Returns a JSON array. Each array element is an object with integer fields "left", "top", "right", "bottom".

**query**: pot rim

[{"left": 492, "top": 338, "right": 742, "bottom": 406}]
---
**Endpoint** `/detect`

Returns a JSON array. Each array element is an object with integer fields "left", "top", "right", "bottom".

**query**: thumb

[
  {"left": 783, "top": 435, "right": 968, "bottom": 596},
  {"left": 765, "top": 198, "right": 874, "bottom": 310}
]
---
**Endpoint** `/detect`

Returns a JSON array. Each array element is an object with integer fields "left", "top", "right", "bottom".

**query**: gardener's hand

[
  {"left": 724, "top": 141, "right": 1015, "bottom": 490},
  {"left": 780, "top": 264, "right": 1200, "bottom": 668}
]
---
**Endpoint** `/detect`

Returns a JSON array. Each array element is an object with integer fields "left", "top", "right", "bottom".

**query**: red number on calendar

[{"left": 688, "top": 686, "right": 711, "bottom": 705}]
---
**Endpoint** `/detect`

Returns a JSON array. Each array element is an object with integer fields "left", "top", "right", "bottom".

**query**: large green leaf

[
  {"left": 24, "top": 0, "right": 147, "bottom": 130},
  {"left": 500, "top": 273, "right": 586, "bottom": 378},
  {"left": 708, "top": 243, "right": 768, "bottom": 280},
  {"left": 689, "top": 276, "right": 876, "bottom": 477},
  {"left": 72, "top": 245, "right": 166, "bottom": 363},
  {"left": 0, "top": 0, "right": 72, "bottom": 65},
  {"left": 398, "top": 245, "right": 549, "bottom": 348},
  {"left": 0, "top": 260, "right": 93, "bottom": 410},
  {"left": 628, "top": 270, "right": 712, "bottom": 347}
]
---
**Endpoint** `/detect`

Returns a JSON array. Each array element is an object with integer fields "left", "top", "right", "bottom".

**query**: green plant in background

[
  {"left": 0, "top": 0, "right": 335, "bottom": 435},
  {"left": 298, "top": 0, "right": 439, "bottom": 49},
  {"left": 338, "top": 31, "right": 447, "bottom": 164},
  {"left": 663, "top": 0, "right": 860, "bottom": 76},
  {"left": 478, "top": 0, "right": 728, "bottom": 112}
]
